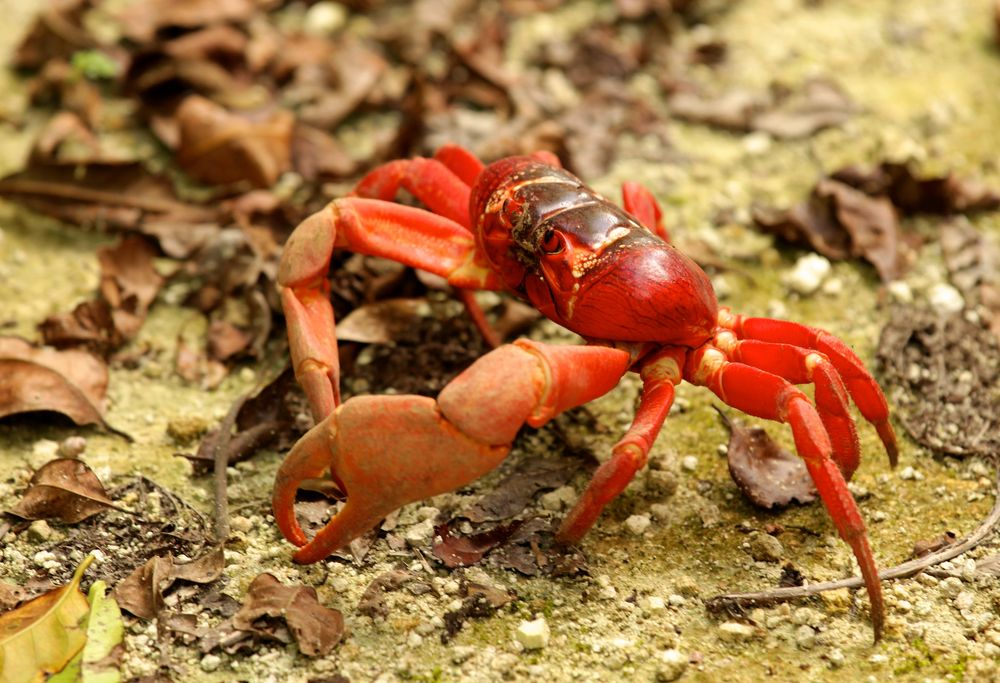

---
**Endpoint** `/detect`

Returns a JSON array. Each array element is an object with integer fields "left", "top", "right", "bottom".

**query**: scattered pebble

[
  {"left": 939, "top": 576, "right": 963, "bottom": 597},
  {"left": 647, "top": 470, "right": 678, "bottom": 496},
  {"left": 887, "top": 280, "right": 913, "bottom": 303},
  {"left": 624, "top": 514, "right": 651, "bottom": 535},
  {"left": 784, "top": 254, "right": 831, "bottom": 295},
  {"left": 681, "top": 455, "right": 699, "bottom": 472},
  {"left": 656, "top": 649, "right": 688, "bottom": 681},
  {"left": 200, "top": 654, "right": 222, "bottom": 672},
  {"left": 718, "top": 622, "right": 757, "bottom": 642},
  {"left": 27, "top": 520, "right": 52, "bottom": 542},
  {"left": 827, "top": 648, "right": 846, "bottom": 669},
  {"left": 649, "top": 503, "right": 672, "bottom": 521},
  {"left": 747, "top": 532, "right": 784, "bottom": 563},
  {"left": 404, "top": 518, "right": 436, "bottom": 546},
  {"left": 927, "top": 283, "right": 964, "bottom": 315},
  {"left": 515, "top": 617, "right": 550, "bottom": 650},
  {"left": 639, "top": 596, "right": 666, "bottom": 613},
  {"left": 795, "top": 624, "right": 816, "bottom": 649},
  {"left": 955, "top": 591, "right": 975, "bottom": 610},
  {"left": 540, "top": 485, "right": 577, "bottom": 511},
  {"left": 668, "top": 594, "right": 686, "bottom": 607},
  {"left": 166, "top": 416, "right": 211, "bottom": 444},
  {"left": 58, "top": 436, "right": 86, "bottom": 458},
  {"left": 303, "top": 1, "right": 347, "bottom": 36}
]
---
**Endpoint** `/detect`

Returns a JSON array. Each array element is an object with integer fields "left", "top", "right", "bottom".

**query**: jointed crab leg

[
  {"left": 686, "top": 346, "right": 885, "bottom": 640},
  {"left": 557, "top": 347, "right": 684, "bottom": 544},
  {"left": 621, "top": 181, "right": 670, "bottom": 242},
  {"left": 273, "top": 340, "right": 633, "bottom": 564},
  {"left": 719, "top": 310, "right": 898, "bottom": 467},
  {"left": 279, "top": 199, "right": 502, "bottom": 419},
  {"left": 714, "top": 333, "right": 861, "bottom": 479}
]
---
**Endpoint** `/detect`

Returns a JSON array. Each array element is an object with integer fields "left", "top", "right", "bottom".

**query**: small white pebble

[
  {"left": 868, "top": 654, "right": 887, "bottom": 665},
  {"left": 899, "top": 466, "right": 918, "bottom": 480},
  {"left": 681, "top": 455, "right": 699, "bottom": 472},
  {"left": 657, "top": 649, "right": 688, "bottom": 681},
  {"left": 784, "top": 254, "right": 831, "bottom": 295},
  {"left": 668, "top": 594, "right": 686, "bottom": 607},
  {"left": 887, "top": 280, "right": 913, "bottom": 303},
  {"left": 515, "top": 617, "right": 550, "bottom": 650},
  {"left": 649, "top": 503, "right": 671, "bottom": 521},
  {"left": 718, "top": 622, "right": 757, "bottom": 642},
  {"left": 639, "top": 596, "right": 666, "bottom": 612},
  {"left": 539, "top": 485, "right": 577, "bottom": 512},
  {"left": 828, "top": 648, "right": 845, "bottom": 669},
  {"left": 407, "top": 631, "right": 423, "bottom": 647},
  {"left": 955, "top": 591, "right": 975, "bottom": 610},
  {"left": 200, "top": 654, "right": 222, "bottom": 672},
  {"left": 927, "top": 283, "right": 964, "bottom": 315},
  {"left": 624, "top": 514, "right": 651, "bottom": 535}
]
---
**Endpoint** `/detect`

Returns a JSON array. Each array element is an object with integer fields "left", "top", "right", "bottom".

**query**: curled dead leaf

[
  {"left": 232, "top": 573, "right": 344, "bottom": 656},
  {"left": 176, "top": 95, "right": 294, "bottom": 188},
  {"left": 0, "top": 337, "right": 109, "bottom": 428},
  {"left": 8, "top": 458, "right": 117, "bottom": 524},
  {"left": 754, "top": 178, "right": 905, "bottom": 282},
  {"left": 114, "top": 548, "right": 224, "bottom": 620},
  {"left": 717, "top": 409, "right": 817, "bottom": 509},
  {"left": 335, "top": 298, "right": 427, "bottom": 345},
  {"left": 432, "top": 521, "right": 524, "bottom": 568}
]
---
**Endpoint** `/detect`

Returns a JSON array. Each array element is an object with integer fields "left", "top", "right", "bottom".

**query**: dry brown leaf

[
  {"left": 832, "top": 163, "right": 1000, "bottom": 215},
  {"left": 432, "top": 521, "right": 524, "bottom": 568},
  {"left": 39, "top": 237, "right": 163, "bottom": 353},
  {"left": 335, "top": 299, "right": 426, "bottom": 345},
  {"left": 206, "top": 320, "right": 252, "bottom": 361},
  {"left": 460, "top": 455, "right": 582, "bottom": 523},
  {"left": 8, "top": 458, "right": 117, "bottom": 523},
  {"left": 120, "top": 0, "right": 262, "bottom": 44},
  {"left": 754, "top": 179, "right": 905, "bottom": 282},
  {"left": 718, "top": 410, "right": 817, "bottom": 509},
  {"left": 233, "top": 573, "right": 344, "bottom": 656},
  {"left": 0, "top": 162, "right": 216, "bottom": 235},
  {"left": 176, "top": 95, "right": 294, "bottom": 188},
  {"left": 357, "top": 571, "right": 420, "bottom": 619},
  {"left": 0, "top": 337, "right": 108, "bottom": 427},
  {"left": 13, "top": 0, "right": 94, "bottom": 69},
  {"left": 114, "top": 549, "right": 224, "bottom": 620}
]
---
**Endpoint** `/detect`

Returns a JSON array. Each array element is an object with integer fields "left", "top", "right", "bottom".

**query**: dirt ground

[{"left": 2, "top": 1, "right": 1000, "bottom": 682}]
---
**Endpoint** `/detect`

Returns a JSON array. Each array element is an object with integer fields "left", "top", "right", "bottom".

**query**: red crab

[{"left": 273, "top": 145, "right": 897, "bottom": 640}]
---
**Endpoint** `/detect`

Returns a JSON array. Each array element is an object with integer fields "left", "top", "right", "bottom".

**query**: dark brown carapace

[{"left": 471, "top": 157, "right": 718, "bottom": 346}]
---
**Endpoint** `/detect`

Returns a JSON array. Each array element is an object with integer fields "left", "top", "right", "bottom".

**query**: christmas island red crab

[{"left": 273, "top": 144, "right": 898, "bottom": 640}]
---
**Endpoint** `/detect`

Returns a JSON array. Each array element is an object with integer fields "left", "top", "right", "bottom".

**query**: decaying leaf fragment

[
  {"left": 0, "top": 555, "right": 94, "bottom": 683},
  {"left": 113, "top": 548, "right": 224, "bottom": 620},
  {"left": 0, "top": 337, "right": 109, "bottom": 428},
  {"left": 753, "top": 179, "right": 905, "bottom": 282},
  {"left": 718, "top": 409, "right": 817, "bottom": 509},
  {"left": 40, "top": 236, "right": 164, "bottom": 352},
  {"left": 232, "top": 574, "right": 344, "bottom": 656},
  {"left": 432, "top": 521, "right": 524, "bottom": 568},
  {"left": 176, "top": 95, "right": 294, "bottom": 188},
  {"left": 8, "top": 458, "right": 117, "bottom": 524}
]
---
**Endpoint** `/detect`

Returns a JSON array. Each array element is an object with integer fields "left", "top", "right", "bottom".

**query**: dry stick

[
  {"left": 707, "top": 467, "right": 1000, "bottom": 613},
  {"left": 212, "top": 395, "right": 248, "bottom": 544}
]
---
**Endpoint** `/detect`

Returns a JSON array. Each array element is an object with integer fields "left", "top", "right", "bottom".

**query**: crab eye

[{"left": 541, "top": 229, "right": 563, "bottom": 254}]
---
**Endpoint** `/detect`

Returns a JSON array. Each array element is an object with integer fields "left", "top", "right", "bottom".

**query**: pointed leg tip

[{"left": 876, "top": 421, "right": 899, "bottom": 468}]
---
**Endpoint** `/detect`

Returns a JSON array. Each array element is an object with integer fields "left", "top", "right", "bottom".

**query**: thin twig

[
  {"left": 212, "top": 395, "right": 248, "bottom": 544},
  {"left": 707, "top": 467, "right": 1000, "bottom": 613}
]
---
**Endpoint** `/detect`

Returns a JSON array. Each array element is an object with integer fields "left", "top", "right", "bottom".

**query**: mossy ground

[{"left": 2, "top": 1, "right": 1000, "bottom": 681}]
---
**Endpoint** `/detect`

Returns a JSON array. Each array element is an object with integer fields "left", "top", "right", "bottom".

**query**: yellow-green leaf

[
  {"left": 0, "top": 555, "right": 94, "bottom": 683},
  {"left": 49, "top": 580, "right": 124, "bottom": 683}
]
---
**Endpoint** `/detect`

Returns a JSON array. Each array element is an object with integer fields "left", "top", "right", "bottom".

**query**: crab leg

[
  {"left": 714, "top": 332, "right": 861, "bottom": 479},
  {"left": 557, "top": 347, "right": 684, "bottom": 543},
  {"left": 719, "top": 310, "right": 898, "bottom": 467},
  {"left": 273, "top": 340, "right": 633, "bottom": 563},
  {"left": 351, "top": 151, "right": 504, "bottom": 347},
  {"left": 686, "top": 346, "right": 884, "bottom": 640},
  {"left": 279, "top": 199, "right": 502, "bottom": 420},
  {"left": 621, "top": 181, "right": 670, "bottom": 243}
]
